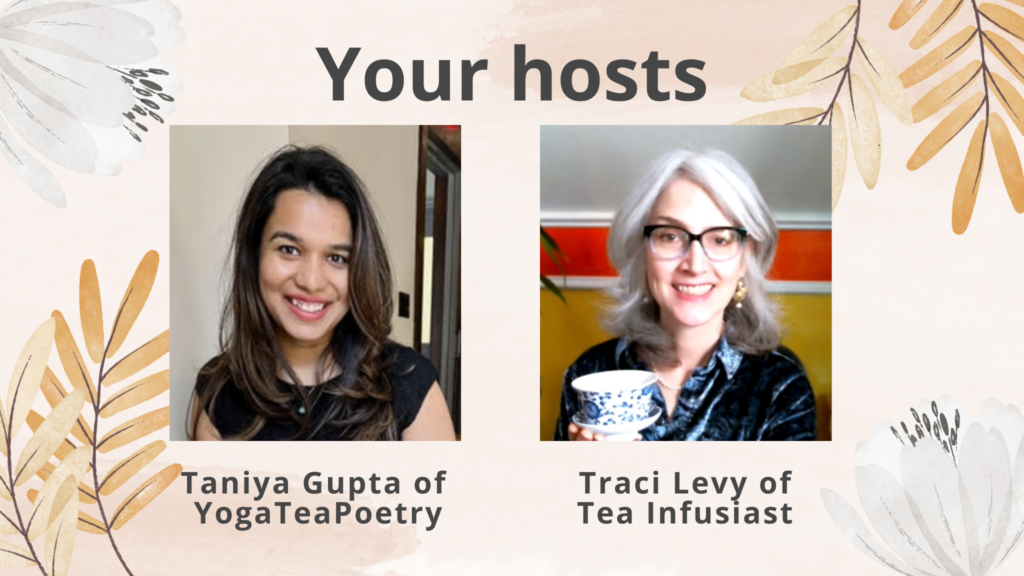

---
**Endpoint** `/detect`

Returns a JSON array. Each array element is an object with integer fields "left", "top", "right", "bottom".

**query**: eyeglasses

[{"left": 643, "top": 225, "right": 748, "bottom": 262}]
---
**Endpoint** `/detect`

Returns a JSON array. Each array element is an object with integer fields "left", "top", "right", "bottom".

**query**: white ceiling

[{"left": 540, "top": 125, "right": 832, "bottom": 225}]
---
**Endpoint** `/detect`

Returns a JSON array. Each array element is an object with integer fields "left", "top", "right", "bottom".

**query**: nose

[
  {"left": 295, "top": 257, "right": 327, "bottom": 292},
  {"left": 680, "top": 239, "right": 709, "bottom": 273}
]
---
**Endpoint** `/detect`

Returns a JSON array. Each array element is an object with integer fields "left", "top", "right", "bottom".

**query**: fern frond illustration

[
  {"left": 25, "top": 252, "right": 179, "bottom": 576},
  {"left": 896, "top": 0, "right": 1024, "bottom": 233},
  {"left": 0, "top": 318, "right": 87, "bottom": 576},
  {"left": 736, "top": 2, "right": 913, "bottom": 212}
]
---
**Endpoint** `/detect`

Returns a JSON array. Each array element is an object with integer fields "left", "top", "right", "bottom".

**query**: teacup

[{"left": 572, "top": 370, "right": 656, "bottom": 426}]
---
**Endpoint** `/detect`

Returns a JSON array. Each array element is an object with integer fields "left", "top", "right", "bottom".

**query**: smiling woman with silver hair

[{"left": 555, "top": 150, "right": 816, "bottom": 441}]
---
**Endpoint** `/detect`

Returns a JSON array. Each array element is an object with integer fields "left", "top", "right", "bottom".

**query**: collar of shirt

[{"left": 613, "top": 335, "right": 742, "bottom": 380}]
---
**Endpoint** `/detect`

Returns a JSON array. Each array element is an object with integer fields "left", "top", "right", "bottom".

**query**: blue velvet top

[{"left": 554, "top": 337, "right": 817, "bottom": 441}]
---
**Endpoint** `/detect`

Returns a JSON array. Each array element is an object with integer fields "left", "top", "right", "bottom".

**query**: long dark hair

[{"left": 192, "top": 146, "right": 398, "bottom": 440}]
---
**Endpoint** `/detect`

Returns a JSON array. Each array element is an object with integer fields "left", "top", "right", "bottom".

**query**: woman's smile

[{"left": 285, "top": 293, "right": 332, "bottom": 320}]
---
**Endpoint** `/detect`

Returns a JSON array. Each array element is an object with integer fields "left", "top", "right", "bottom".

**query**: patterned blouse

[{"left": 554, "top": 337, "right": 817, "bottom": 441}]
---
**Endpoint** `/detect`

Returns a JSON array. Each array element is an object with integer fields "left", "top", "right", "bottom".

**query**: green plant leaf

[{"left": 540, "top": 275, "right": 567, "bottom": 304}]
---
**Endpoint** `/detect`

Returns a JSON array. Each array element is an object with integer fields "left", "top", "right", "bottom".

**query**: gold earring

[{"left": 733, "top": 278, "right": 747, "bottom": 309}]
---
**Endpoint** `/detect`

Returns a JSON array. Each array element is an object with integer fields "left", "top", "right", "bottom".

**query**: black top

[
  {"left": 204, "top": 344, "right": 437, "bottom": 440},
  {"left": 554, "top": 337, "right": 817, "bottom": 441}
]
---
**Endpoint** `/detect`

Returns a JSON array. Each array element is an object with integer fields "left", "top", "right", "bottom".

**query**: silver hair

[{"left": 604, "top": 149, "right": 781, "bottom": 363}]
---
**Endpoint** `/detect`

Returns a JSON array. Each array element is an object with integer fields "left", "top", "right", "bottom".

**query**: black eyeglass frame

[{"left": 642, "top": 225, "right": 749, "bottom": 262}]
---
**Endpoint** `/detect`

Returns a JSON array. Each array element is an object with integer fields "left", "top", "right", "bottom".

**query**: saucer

[{"left": 572, "top": 406, "right": 662, "bottom": 439}]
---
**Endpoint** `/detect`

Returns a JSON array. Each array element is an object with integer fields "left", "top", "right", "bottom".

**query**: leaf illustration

[
  {"left": 102, "top": 330, "right": 170, "bottom": 388},
  {"left": 106, "top": 250, "right": 159, "bottom": 358},
  {"left": 45, "top": 478, "right": 78, "bottom": 576},
  {"left": 97, "top": 407, "right": 169, "bottom": 454},
  {"left": 111, "top": 464, "right": 182, "bottom": 530},
  {"left": 848, "top": 74, "right": 882, "bottom": 189},
  {"left": 908, "top": 91, "right": 985, "bottom": 170},
  {"left": 912, "top": 60, "right": 981, "bottom": 122},
  {"left": 989, "top": 113, "right": 1024, "bottom": 212},
  {"left": 891, "top": 0, "right": 931, "bottom": 30},
  {"left": 51, "top": 311, "right": 96, "bottom": 406},
  {"left": 901, "top": 26, "right": 977, "bottom": 88},
  {"left": 77, "top": 511, "right": 106, "bottom": 535},
  {"left": 0, "top": 476, "right": 10, "bottom": 501},
  {"left": 1, "top": 317, "right": 56, "bottom": 455},
  {"left": 100, "top": 441, "right": 166, "bottom": 496},
  {"left": 980, "top": 4, "right": 1024, "bottom": 41},
  {"left": 911, "top": 0, "right": 966, "bottom": 49},
  {"left": 14, "top": 389, "right": 86, "bottom": 487},
  {"left": 775, "top": 5, "right": 857, "bottom": 80},
  {"left": 855, "top": 37, "right": 913, "bottom": 124},
  {"left": 40, "top": 368, "right": 93, "bottom": 446},
  {"left": 25, "top": 410, "right": 78, "bottom": 463},
  {"left": 0, "top": 510, "right": 16, "bottom": 534},
  {"left": 990, "top": 71, "right": 1024, "bottom": 135},
  {"left": 0, "top": 539, "right": 36, "bottom": 568},
  {"left": 830, "top": 103, "right": 849, "bottom": 211},
  {"left": 35, "top": 463, "right": 97, "bottom": 505},
  {"left": 79, "top": 260, "right": 104, "bottom": 364},
  {"left": 734, "top": 107, "right": 825, "bottom": 125},
  {"left": 953, "top": 119, "right": 987, "bottom": 234},
  {"left": 741, "top": 58, "right": 848, "bottom": 102},
  {"left": 25, "top": 446, "right": 90, "bottom": 541},
  {"left": 100, "top": 371, "right": 169, "bottom": 418},
  {"left": 983, "top": 31, "right": 1024, "bottom": 85}
]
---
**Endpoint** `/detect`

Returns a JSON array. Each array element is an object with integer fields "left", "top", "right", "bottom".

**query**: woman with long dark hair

[{"left": 191, "top": 146, "right": 455, "bottom": 441}]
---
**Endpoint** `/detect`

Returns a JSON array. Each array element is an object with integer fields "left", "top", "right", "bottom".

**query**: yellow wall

[{"left": 539, "top": 289, "right": 832, "bottom": 440}]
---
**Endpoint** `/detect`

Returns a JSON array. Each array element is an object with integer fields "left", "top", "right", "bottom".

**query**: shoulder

[
  {"left": 566, "top": 337, "right": 630, "bottom": 378},
  {"left": 385, "top": 343, "right": 438, "bottom": 431}
]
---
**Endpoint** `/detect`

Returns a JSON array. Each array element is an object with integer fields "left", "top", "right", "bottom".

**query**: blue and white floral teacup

[{"left": 572, "top": 370, "right": 656, "bottom": 427}]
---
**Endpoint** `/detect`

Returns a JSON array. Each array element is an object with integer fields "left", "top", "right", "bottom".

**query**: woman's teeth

[
  {"left": 674, "top": 284, "right": 712, "bottom": 296},
  {"left": 289, "top": 298, "right": 326, "bottom": 312}
]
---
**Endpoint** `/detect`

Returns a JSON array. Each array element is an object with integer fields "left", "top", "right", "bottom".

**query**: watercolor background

[{"left": 0, "top": 1, "right": 1022, "bottom": 575}]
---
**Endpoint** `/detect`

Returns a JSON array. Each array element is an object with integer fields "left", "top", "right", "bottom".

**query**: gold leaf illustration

[
  {"left": 79, "top": 260, "right": 104, "bottom": 364},
  {"left": 111, "top": 464, "right": 182, "bottom": 530},
  {"left": 97, "top": 407, "right": 169, "bottom": 454},
  {"left": 733, "top": 107, "right": 825, "bottom": 125},
  {"left": 911, "top": 0, "right": 966, "bottom": 49},
  {"left": 100, "top": 441, "right": 166, "bottom": 496},
  {"left": 15, "top": 389, "right": 86, "bottom": 487},
  {"left": 26, "top": 410, "right": 78, "bottom": 463},
  {"left": 775, "top": 5, "right": 857, "bottom": 81},
  {"left": 41, "top": 367, "right": 93, "bottom": 446},
  {"left": 953, "top": 119, "right": 986, "bottom": 234},
  {"left": 908, "top": 91, "right": 984, "bottom": 169},
  {"left": 34, "top": 463, "right": 97, "bottom": 505},
  {"left": 0, "top": 476, "right": 9, "bottom": 502},
  {"left": 901, "top": 26, "right": 976, "bottom": 87},
  {"left": 990, "top": 71, "right": 1024, "bottom": 135},
  {"left": 0, "top": 539, "right": 36, "bottom": 568},
  {"left": 77, "top": 511, "right": 106, "bottom": 535},
  {"left": 741, "top": 58, "right": 848, "bottom": 102},
  {"left": 891, "top": 0, "right": 931, "bottom": 30},
  {"left": 102, "top": 330, "right": 170, "bottom": 388},
  {"left": 106, "top": 250, "right": 159, "bottom": 358},
  {"left": 25, "top": 447, "right": 90, "bottom": 541},
  {"left": 0, "top": 511, "right": 16, "bottom": 534},
  {"left": 100, "top": 371, "right": 169, "bottom": 418},
  {"left": 830, "top": 103, "right": 849, "bottom": 211},
  {"left": 848, "top": 74, "right": 882, "bottom": 189},
  {"left": 51, "top": 311, "right": 96, "bottom": 406},
  {"left": 989, "top": 113, "right": 1024, "bottom": 212},
  {"left": 1, "top": 317, "right": 55, "bottom": 455},
  {"left": 855, "top": 36, "right": 913, "bottom": 125},
  {"left": 983, "top": 31, "right": 1024, "bottom": 85},
  {"left": 45, "top": 478, "right": 78, "bottom": 576},
  {"left": 980, "top": 4, "right": 1024, "bottom": 41},
  {"left": 911, "top": 60, "right": 981, "bottom": 122}
]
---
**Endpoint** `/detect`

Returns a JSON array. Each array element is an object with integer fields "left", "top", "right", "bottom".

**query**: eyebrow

[
  {"left": 649, "top": 215, "right": 732, "bottom": 231},
  {"left": 268, "top": 231, "right": 352, "bottom": 252}
]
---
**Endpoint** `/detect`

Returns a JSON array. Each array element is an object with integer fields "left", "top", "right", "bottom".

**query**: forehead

[
  {"left": 263, "top": 188, "right": 352, "bottom": 242},
  {"left": 648, "top": 178, "right": 732, "bottom": 229}
]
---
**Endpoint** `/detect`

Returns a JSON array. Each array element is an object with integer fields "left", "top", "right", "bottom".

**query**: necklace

[
  {"left": 653, "top": 369, "right": 683, "bottom": 391},
  {"left": 297, "top": 384, "right": 326, "bottom": 415}
]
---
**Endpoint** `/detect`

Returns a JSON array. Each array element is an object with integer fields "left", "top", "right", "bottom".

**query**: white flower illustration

[
  {"left": 0, "top": 0, "right": 184, "bottom": 207},
  {"left": 822, "top": 397, "right": 1024, "bottom": 576}
]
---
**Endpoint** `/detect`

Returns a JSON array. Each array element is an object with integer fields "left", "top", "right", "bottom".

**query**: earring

[{"left": 733, "top": 278, "right": 747, "bottom": 309}]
